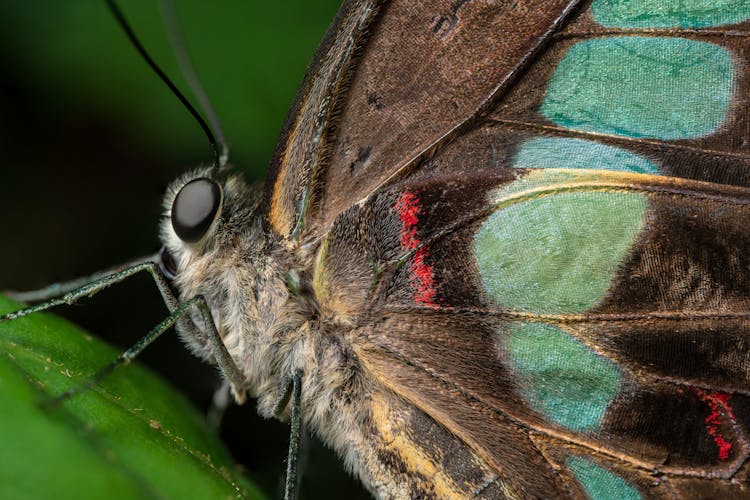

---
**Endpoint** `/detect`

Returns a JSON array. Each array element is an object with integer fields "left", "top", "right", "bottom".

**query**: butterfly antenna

[
  {"left": 160, "top": 0, "right": 229, "bottom": 168},
  {"left": 105, "top": 0, "right": 222, "bottom": 168}
]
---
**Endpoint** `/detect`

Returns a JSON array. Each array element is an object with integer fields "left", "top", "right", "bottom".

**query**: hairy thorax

[{"left": 160, "top": 170, "right": 373, "bottom": 483}]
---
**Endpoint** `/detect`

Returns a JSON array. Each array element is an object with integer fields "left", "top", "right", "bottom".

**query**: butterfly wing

[
  {"left": 277, "top": 0, "right": 750, "bottom": 497},
  {"left": 266, "top": 0, "right": 582, "bottom": 240},
  {"left": 316, "top": 168, "right": 750, "bottom": 497}
]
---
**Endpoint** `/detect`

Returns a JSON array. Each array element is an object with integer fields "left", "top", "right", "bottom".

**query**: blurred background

[{"left": 0, "top": 0, "right": 370, "bottom": 498}]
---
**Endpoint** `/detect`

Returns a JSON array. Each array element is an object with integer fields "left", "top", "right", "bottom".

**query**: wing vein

[
  {"left": 382, "top": 305, "right": 750, "bottom": 324},
  {"left": 487, "top": 118, "right": 750, "bottom": 163},
  {"left": 553, "top": 28, "right": 750, "bottom": 40}
]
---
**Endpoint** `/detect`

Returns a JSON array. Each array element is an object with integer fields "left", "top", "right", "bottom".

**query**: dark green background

[{"left": 0, "top": 1, "right": 369, "bottom": 498}]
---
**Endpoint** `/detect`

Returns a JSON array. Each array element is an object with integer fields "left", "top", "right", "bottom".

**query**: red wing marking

[
  {"left": 691, "top": 388, "right": 736, "bottom": 461},
  {"left": 394, "top": 192, "right": 439, "bottom": 308}
]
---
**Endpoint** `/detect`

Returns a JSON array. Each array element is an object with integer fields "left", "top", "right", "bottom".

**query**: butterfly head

[{"left": 157, "top": 168, "right": 270, "bottom": 364}]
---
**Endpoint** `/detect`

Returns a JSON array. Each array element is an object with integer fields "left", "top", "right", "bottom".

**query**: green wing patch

[
  {"left": 475, "top": 188, "right": 647, "bottom": 314},
  {"left": 592, "top": 0, "right": 750, "bottom": 28},
  {"left": 541, "top": 37, "right": 733, "bottom": 140},
  {"left": 506, "top": 323, "right": 621, "bottom": 432},
  {"left": 567, "top": 456, "right": 642, "bottom": 500},
  {"left": 514, "top": 137, "right": 659, "bottom": 174}
]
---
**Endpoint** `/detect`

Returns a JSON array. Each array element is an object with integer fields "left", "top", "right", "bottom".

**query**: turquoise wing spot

[
  {"left": 541, "top": 37, "right": 733, "bottom": 140},
  {"left": 507, "top": 323, "right": 621, "bottom": 431},
  {"left": 592, "top": 0, "right": 750, "bottom": 28},
  {"left": 514, "top": 138, "right": 659, "bottom": 174},
  {"left": 475, "top": 190, "right": 647, "bottom": 314},
  {"left": 567, "top": 457, "right": 642, "bottom": 500}
]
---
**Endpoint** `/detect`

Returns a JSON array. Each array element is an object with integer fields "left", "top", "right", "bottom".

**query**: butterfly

[{"left": 5, "top": 0, "right": 750, "bottom": 498}]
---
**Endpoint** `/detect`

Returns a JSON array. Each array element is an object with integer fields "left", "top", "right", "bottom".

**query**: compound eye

[{"left": 171, "top": 178, "right": 222, "bottom": 243}]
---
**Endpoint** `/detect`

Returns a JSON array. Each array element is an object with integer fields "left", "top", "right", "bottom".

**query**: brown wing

[
  {"left": 287, "top": 0, "right": 750, "bottom": 496},
  {"left": 266, "top": 0, "right": 583, "bottom": 240},
  {"left": 314, "top": 169, "right": 750, "bottom": 497},
  {"left": 268, "top": 0, "right": 750, "bottom": 243},
  {"left": 266, "top": 0, "right": 381, "bottom": 239}
]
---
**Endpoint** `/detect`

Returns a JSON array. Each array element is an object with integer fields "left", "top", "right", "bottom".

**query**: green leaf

[{"left": 0, "top": 295, "right": 265, "bottom": 500}]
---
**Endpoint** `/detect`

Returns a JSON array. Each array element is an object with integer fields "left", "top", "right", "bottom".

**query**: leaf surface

[{"left": 0, "top": 296, "right": 264, "bottom": 500}]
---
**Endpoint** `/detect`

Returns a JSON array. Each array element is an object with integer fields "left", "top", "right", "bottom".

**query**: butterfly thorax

[{"left": 160, "top": 169, "right": 368, "bottom": 434}]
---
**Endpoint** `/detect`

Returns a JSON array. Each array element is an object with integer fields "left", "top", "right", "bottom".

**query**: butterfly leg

[
  {"left": 2, "top": 259, "right": 248, "bottom": 404},
  {"left": 1, "top": 258, "right": 212, "bottom": 383},
  {"left": 3, "top": 256, "right": 225, "bottom": 377},
  {"left": 41, "top": 294, "right": 205, "bottom": 405},
  {"left": 4, "top": 254, "right": 158, "bottom": 304},
  {"left": 277, "top": 369, "right": 303, "bottom": 500},
  {"left": 1, "top": 256, "right": 180, "bottom": 321},
  {"left": 193, "top": 295, "right": 248, "bottom": 403},
  {"left": 37, "top": 293, "right": 246, "bottom": 407}
]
